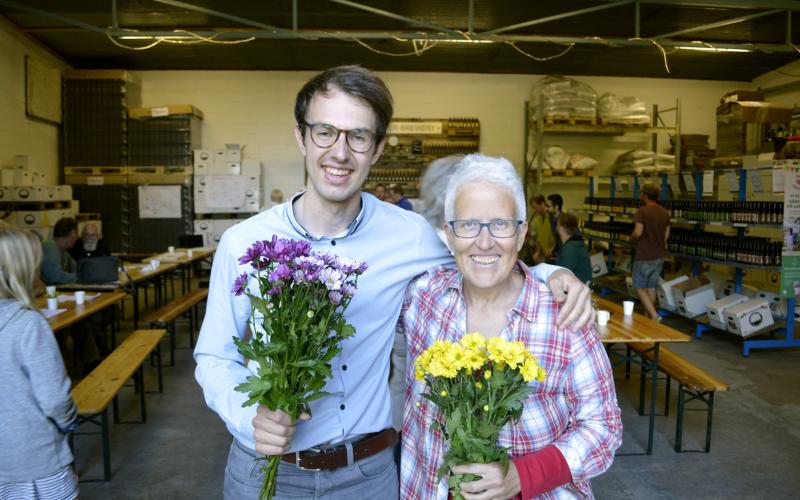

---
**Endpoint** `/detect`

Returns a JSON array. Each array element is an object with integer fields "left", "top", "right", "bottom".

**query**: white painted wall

[
  {"left": 135, "top": 70, "right": 749, "bottom": 210},
  {"left": 753, "top": 59, "right": 800, "bottom": 108},
  {"left": 0, "top": 17, "right": 70, "bottom": 184}
]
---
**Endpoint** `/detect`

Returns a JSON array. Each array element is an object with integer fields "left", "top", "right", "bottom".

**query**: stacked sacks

[
  {"left": 612, "top": 150, "right": 675, "bottom": 174},
  {"left": 530, "top": 76, "right": 597, "bottom": 121},
  {"left": 597, "top": 93, "right": 650, "bottom": 125}
]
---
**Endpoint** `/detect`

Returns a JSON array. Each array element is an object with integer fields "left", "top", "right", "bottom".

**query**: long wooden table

[
  {"left": 58, "top": 262, "right": 180, "bottom": 329},
  {"left": 39, "top": 291, "right": 126, "bottom": 333},
  {"left": 142, "top": 246, "right": 216, "bottom": 293},
  {"left": 595, "top": 296, "right": 691, "bottom": 455}
]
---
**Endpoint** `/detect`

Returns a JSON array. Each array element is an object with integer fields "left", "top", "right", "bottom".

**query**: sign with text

[{"left": 386, "top": 121, "right": 443, "bottom": 135}]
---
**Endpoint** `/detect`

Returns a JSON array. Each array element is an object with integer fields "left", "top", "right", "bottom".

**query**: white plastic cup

[
  {"left": 187, "top": 249, "right": 194, "bottom": 258},
  {"left": 46, "top": 285, "right": 56, "bottom": 296},
  {"left": 597, "top": 310, "right": 611, "bottom": 326},
  {"left": 623, "top": 300, "right": 635, "bottom": 316},
  {"left": 75, "top": 291, "right": 86, "bottom": 305},
  {"left": 152, "top": 259, "right": 160, "bottom": 268},
  {"left": 47, "top": 297, "right": 58, "bottom": 310},
  {"left": 168, "top": 246, "right": 175, "bottom": 254}
]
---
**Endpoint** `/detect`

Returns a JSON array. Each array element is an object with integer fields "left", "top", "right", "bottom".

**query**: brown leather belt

[{"left": 281, "top": 428, "right": 397, "bottom": 471}]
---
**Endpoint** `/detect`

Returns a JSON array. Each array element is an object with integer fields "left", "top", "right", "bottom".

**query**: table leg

[{"left": 647, "top": 343, "right": 660, "bottom": 455}]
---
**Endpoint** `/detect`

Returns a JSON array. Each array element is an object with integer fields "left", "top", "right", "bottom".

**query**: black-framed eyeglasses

[
  {"left": 448, "top": 219, "right": 523, "bottom": 238},
  {"left": 302, "top": 121, "right": 376, "bottom": 153}
]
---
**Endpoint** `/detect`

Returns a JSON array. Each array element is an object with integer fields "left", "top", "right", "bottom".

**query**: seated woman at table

[
  {"left": 0, "top": 222, "right": 79, "bottom": 499},
  {"left": 400, "top": 154, "right": 622, "bottom": 499}
]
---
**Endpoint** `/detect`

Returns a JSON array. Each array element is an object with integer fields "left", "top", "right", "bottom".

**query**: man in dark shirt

[
  {"left": 388, "top": 184, "right": 413, "bottom": 211},
  {"left": 69, "top": 223, "right": 110, "bottom": 262},
  {"left": 630, "top": 184, "right": 671, "bottom": 320},
  {"left": 555, "top": 213, "right": 592, "bottom": 284}
]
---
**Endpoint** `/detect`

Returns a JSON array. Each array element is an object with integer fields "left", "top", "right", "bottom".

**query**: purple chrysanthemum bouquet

[{"left": 231, "top": 235, "right": 367, "bottom": 500}]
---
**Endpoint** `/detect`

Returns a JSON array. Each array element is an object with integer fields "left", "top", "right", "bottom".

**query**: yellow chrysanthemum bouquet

[{"left": 416, "top": 333, "right": 546, "bottom": 500}]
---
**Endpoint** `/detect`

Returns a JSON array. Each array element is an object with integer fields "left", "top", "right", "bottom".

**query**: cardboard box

[
  {"left": 720, "top": 90, "right": 765, "bottom": 104},
  {"left": 27, "top": 227, "right": 51, "bottom": 241},
  {"left": 12, "top": 186, "right": 48, "bottom": 202},
  {"left": 706, "top": 294, "right": 748, "bottom": 330},
  {"left": 15, "top": 209, "right": 63, "bottom": 228},
  {"left": 672, "top": 276, "right": 716, "bottom": 317},
  {"left": 0, "top": 187, "right": 11, "bottom": 201},
  {"left": 226, "top": 144, "right": 242, "bottom": 162},
  {"left": 241, "top": 159, "right": 261, "bottom": 177},
  {"left": 590, "top": 253, "right": 608, "bottom": 278},
  {"left": 128, "top": 104, "right": 203, "bottom": 119},
  {"left": 1, "top": 169, "right": 13, "bottom": 186},
  {"left": 725, "top": 299, "right": 774, "bottom": 337},
  {"left": 658, "top": 275, "right": 689, "bottom": 311},
  {"left": 194, "top": 175, "right": 259, "bottom": 213},
  {"left": 54, "top": 185, "right": 73, "bottom": 202},
  {"left": 715, "top": 101, "right": 792, "bottom": 122}
]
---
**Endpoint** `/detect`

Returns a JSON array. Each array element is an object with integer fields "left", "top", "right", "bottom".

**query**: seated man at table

[
  {"left": 69, "top": 223, "right": 110, "bottom": 261},
  {"left": 40, "top": 217, "right": 79, "bottom": 285}
]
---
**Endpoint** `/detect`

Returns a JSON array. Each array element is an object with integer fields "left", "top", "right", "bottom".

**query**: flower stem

[{"left": 259, "top": 455, "right": 281, "bottom": 500}]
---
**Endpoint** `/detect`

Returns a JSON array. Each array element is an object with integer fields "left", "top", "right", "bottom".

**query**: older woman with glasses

[{"left": 400, "top": 154, "right": 621, "bottom": 499}]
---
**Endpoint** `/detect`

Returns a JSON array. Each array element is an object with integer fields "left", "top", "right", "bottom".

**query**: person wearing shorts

[{"left": 630, "top": 184, "right": 670, "bottom": 321}]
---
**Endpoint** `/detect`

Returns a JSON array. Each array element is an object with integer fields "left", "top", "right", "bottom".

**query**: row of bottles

[
  {"left": 447, "top": 117, "right": 481, "bottom": 136},
  {"left": 583, "top": 197, "right": 784, "bottom": 225},
  {"left": 581, "top": 220, "right": 634, "bottom": 242},
  {"left": 667, "top": 229, "right": 781, "bottom": 266},
  {"left": 583, "top": 197, "right": 639, "bottom": 214},
  {"left": 664, "top": 200, "right": 783, "bottom": 225}
]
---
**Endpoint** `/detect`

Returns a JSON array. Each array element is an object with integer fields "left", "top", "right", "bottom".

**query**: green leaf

[
  {"left": 291, "top": 359, "right": 318, "bottom": 368},
  {"left": 302, "top": 391, "right": 330, "bottom": 404}
]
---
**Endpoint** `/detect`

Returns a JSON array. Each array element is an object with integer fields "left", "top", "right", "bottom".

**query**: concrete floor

[{"left": 76, "top": 304, "right": 800, "bottom": 499}]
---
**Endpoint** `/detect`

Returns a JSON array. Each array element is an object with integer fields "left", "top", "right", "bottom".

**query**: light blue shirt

[{"left": 194, "top": 192, "right": 560, "bottom": 453}]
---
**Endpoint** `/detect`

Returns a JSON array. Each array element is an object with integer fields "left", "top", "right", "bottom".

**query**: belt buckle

[{"left": 295, "top": 451, "right": 322, "bottom": 472}]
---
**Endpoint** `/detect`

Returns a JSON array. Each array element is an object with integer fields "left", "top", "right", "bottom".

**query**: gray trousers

[{"left": 223, "top": 439, "right": 399, "bottom": 500}]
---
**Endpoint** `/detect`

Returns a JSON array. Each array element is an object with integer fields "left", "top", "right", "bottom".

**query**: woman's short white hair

[
  {"left": 443, "top": 153, "right": 526, "bottom": 223},
  {"left": 0, "top": 222, "right": 42, "bottom": 308}
]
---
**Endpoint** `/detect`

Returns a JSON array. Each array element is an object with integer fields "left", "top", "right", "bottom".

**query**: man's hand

[
  {"left": 451, "top": 461, "right": 521, "bottom": 500},
  {"left": 252, "top": 406, "right": 310, "bottom": 456},
  {"left": 547, "top": 269, "right": 594, "bottom": 331}
]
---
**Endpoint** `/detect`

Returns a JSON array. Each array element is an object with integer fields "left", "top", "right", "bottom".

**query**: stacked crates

[{"left": 62, "top": 70, "right": 140, "bottom": 167}]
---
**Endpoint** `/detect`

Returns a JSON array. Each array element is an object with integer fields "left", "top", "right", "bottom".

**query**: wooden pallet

[
  {"left": 544, "top": 115, "right": 597, "bottom": 126},
  {"left": 64, "top": 166, "right": 128, "bottom": 185},
  {"left": 710, "top": 156, "right": 743, "bottom": 168},
  {"left": 599, "top": 117, "right": 650, "bottom": 127},
  {"left": 127, "top": 165, "right": 192, "bottom": 185},
  {"left": 536, "top": 169, "right": 593, "bottom": 177}
]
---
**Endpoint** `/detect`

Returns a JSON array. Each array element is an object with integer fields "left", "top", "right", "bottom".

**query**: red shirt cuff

[{"left": 512, "top": 445, "right": 572, "bottom": 499}]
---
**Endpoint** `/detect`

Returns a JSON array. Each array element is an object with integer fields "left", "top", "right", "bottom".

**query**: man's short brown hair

[
  {"left": 557, "top": 213, "right": 579, "bottom": 236},
  {"left": 641, "top": 184, "right": 660, "bottom": 201}
]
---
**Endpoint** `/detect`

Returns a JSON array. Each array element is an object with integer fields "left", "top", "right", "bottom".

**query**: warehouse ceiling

[{"left": 2, "top": 0, "right": 800, "bottom": 81}]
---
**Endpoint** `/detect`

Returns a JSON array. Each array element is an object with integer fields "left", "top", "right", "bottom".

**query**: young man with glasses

[{"left": 194, "top": 65, "right": 594, "bottom": 499}]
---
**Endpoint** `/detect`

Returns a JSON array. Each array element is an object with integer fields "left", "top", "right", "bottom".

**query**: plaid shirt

[{"left": 400, "top": 263, "right": 622, "bottom": 499}]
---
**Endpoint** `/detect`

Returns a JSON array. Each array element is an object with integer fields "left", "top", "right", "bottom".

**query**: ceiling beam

[
  {"left": 480, "top": 0, "right": 634, "bottom": 36},
  {"left": 153, "top": 0, "right": 288, "bottom": 34},
  {"left": 607, "top": 0, "right": 800, "bottom": 9},
  {"left": 0, "top": 0, "right": 106, "bottom": 35},
  {"left": 652, "top": 8, "right": 785, "bottom": 39},
  {"left": 325, "top": 0, "right": 464, "bottom": 38}
]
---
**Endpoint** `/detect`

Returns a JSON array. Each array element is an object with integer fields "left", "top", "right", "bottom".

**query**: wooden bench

[
  {"left": 628, "top": 343, "right": 729, "bottom": 452},
  {"left": 143, "top": 288, "right": 208, "bottom": 366},
  {"left": 70, "top": 329, "right": 166, "bottom": 481}
]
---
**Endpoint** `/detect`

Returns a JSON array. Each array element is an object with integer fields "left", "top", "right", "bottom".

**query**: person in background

[
  {"left": 194, "top": 65, "right": 593, "bottom": 500},
  {"left": 69, "top": 223, "right": 110, "bottom": 262},
  {"left": 555, "top": 213, "right": 593, "bottom": 284},
  {"left": 388, "top": 184, "right": 413, "bottom": 211},
  {"left": 401, "top": 155, "right": 621, "bottom": 499},
  {"left": 0, "top": 222, "right": 79, "bottom": 499},
  {"left": 631, "top": 183, "right": 671, "bottom": 321},
  {"left": 528, "top": 194, "right": 556, "bottom": 259},
  {"left": 546, "top": 193, "right": 564, "bottom": 241},
  {"left": 374, "top": 183, "right": 388, "bottom": 201},
  {"left": 40, "top": 217, "right": 79, "bottom": 285},
  {"left": 417, "top": 155, "right": 464, "bottom": 246}
]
